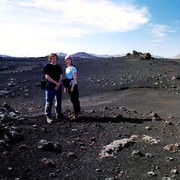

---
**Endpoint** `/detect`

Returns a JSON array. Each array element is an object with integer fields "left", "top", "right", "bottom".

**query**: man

[{"left": 43, "top": 53, "right": 62, "bottom": 123}]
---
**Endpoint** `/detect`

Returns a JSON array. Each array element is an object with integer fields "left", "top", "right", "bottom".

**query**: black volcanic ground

[{"left": 0, "top": 56, "right": 180, "bottom": 180}]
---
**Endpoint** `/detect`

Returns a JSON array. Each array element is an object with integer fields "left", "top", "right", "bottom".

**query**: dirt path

[{"left": 62, "top": 88, "right": 180, "bottom": 118}]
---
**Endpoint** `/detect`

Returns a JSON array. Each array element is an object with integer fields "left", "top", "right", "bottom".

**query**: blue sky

[{"left": 0, "top": 0, "right": 180, "bottom": 58}]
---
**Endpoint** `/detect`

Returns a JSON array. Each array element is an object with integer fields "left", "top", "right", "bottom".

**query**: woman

[
  {"left": 43, "top": 53, "right": 62, "bottom": 123},
  {"left": 64, "top": 55, "right": 81, "bottom": 120}
]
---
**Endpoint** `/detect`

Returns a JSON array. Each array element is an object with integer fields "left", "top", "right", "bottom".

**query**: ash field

[{"left": 0, "top": 56, "right": 180, "bottom": 180}]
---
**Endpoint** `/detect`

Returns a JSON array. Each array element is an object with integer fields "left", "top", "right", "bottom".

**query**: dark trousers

[{"left": 68, "top": 84, "right": 81, "bottom": 116}]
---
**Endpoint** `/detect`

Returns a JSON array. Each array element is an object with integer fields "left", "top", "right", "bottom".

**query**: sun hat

[{"left": 65, "top": 54, "right": 72, "bottom": 61}]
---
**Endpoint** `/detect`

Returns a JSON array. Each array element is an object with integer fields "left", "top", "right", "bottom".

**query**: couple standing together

[{"left": 43, "top": 53, "right": 81, "bottom": 124}]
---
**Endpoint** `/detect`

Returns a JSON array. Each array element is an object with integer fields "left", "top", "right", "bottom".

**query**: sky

[{"left": 0, "top": 0, "right": 180, "bottom": 58}]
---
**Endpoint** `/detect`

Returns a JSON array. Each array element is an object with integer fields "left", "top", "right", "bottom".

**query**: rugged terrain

[{"left": 0, "top": 56, "right": 180, "bottom": 180}]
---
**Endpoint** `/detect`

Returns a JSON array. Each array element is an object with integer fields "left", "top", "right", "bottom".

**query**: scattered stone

[
  {"left": 7, "top": 167, "right": 13, "bottom": 171},
  {"left": 96, "top": 169, "right": 102, "bottom": 172},
  {"left": 0, "top": 90, "right": 12, "bottom": 96},
  {"left": 103, "top": 106, "right": 111, "bottom": 110},
  {"left": 80, "top": 146, "right": 86, "bottom": 150},
  {"left": 154, "top": 166, "right": 160, "bottom": 170},
  {"left": 167, "top": 114, "right": 174, "bottom": 119},
  {"left": 75, "top": 137, "right": 81, "bottom": 141},
  {"left": 0, "top": 103, "right": 22, "bottom": 123},
  {"left": 18, "top": 144, "right": 28, "bottom": 150},
  {"left": 105, "top": 177, "right": 114, "bottom": 180},
  {"left": 119, "top": 106, "right": 126, "bottom": 111},
  {"left": 49, "top": 173, "right": 57, "bottom": 177},
  {"left": 114, "top": 114, "right": 123, "bottom": 119},
  {"left": 172, "top": 75, "right": 180, "bottom": 80},
  {"left": 7, "top": 82, "right": 16, "bottom": 87},
  {"left": 164, "top": 143, "right": 180, "bottom": 151},
  {"left": 142, "top": 135, "right": 160, "bottom": 144},
  {"left": 149, "top": 112, "right": 161, "bottom": 121},
  {"left": 166, "top": 157, "right": 174, "bottom": 161},
  {"left": 89, "top": 109, "right": 96, "bottom": 113},
  {"left": 90, "top": 137, "right": 96, "bottom": 142},
  {"left": 41, "top": 158, "right": 56, "bottom": 167},
  {"left": 162, "top": 177, "right": 175, "bottom": 180},
  {"left": 8, "top": 130, "right": 24, "bottom": 142},
  {"left": 67, "top": 152, "right": 77, "bottom": 158},
  {"left": 145, "top": 126, "right": 151, "bottom": 130},
  {"left": 147, "top": 171, "right": 156, "bottom": 176},
  {"left": 171, "top": 169, "right": 178, "bottom": 174},
  {"left": 145, "top": 153, "right": 154, "bottom": 158},
  {"left": 131, "top": 150, "right": 144, "bottom": 157},
  {"left": 38, "top": 140, "right": 62, "bottom": 153},
  {"left": 0, "top": 102, "right": 24, "bottom": 150},
  {"left": 172, "top": 76, "right": 176, "bottom": 80},
  {"left": 164, "top": 121, "right": 173, "bottom": 125},
  {"left": 129, "top": 135, "right": 139, "bottom": 141},
  {"left": 99, "top": 137, "right": 135, "bottom": 158},
  {"left": 23, "top": 93, "right": 29, "bottom": 98}
]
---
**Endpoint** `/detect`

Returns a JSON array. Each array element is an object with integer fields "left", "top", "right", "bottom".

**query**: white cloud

[
  {"left": 0, "top": 0, "right": 150, "bottom": 56},
  {"left": 149, "top": 23, "right": 175, "bottom": 43},
  {"left": 17, "top": 0, "right": 150, "bottom": 35}
]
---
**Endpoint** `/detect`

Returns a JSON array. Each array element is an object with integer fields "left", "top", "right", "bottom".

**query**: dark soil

[{"left": 0, "top": 56, "right": 180, "bottom": 180}]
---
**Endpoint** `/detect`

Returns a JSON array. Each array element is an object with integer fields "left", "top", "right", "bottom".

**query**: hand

[
  {"left": 54, "top": 86, "right": 59, "bottom": 91},
  {"left": 56, "top": 82, "right": 61, "bottom": 87},
  {"left": 70, "top": 87, "right": 74, "bottom": 92},
  {"left": 64, "top": 88, "right": 67, "bottom": 93}
]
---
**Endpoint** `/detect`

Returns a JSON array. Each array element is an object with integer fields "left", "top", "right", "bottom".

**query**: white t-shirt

[{"left": 65, "top": 66, "right": 77, "bottom": 85}]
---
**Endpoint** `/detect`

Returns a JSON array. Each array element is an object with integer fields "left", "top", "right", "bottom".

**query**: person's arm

[
  {"left": 59, "top": 74, "right": 62, "bottom": 83},
  {"left": 70, "top": 73, "right": 77, "bottom": 92},
  {"left": 54, "top": 74, "right": 62, "bottom": 90},
  {"left": 45, "top": 74, "right": 59, "bottom": 86},
  {"left": 56, "top": 74, "right": 62, "bottom": 87}
]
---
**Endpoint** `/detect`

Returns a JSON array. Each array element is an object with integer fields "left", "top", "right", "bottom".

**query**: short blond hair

[{"left": 48, "top": 53, "right": 58, "bottom": 62}]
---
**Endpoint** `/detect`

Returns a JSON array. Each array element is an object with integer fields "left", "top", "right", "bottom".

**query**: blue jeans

[{"left": 45, "top": 86, "right": 62, "bottom": 117}]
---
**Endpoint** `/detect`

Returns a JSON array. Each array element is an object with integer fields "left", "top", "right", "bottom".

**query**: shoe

[
  {"left": 46, "top": 116, "right": 53, "bottom": 124},
  {"left": 70, "top": 115, "right": 77, "bottom": 121},
  {"left": 69, "top": 113, "right": 75, "bottom": 119}
]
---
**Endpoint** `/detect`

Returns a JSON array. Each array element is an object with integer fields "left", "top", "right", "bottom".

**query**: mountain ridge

[
  {"left": 0, "top": 52, "right": 123, "bottom": 59},
  {"left": 1, "top": 52, "right": 180, "bottom": 59}
]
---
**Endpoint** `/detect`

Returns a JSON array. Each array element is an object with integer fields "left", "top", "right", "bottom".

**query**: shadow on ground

[{"left": 66, "top": 115, "right": 152, "bottom": 124}]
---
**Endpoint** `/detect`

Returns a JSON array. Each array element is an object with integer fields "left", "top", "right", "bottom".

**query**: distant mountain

[
  {"left": 56, "top": 52, "right": 67, "bottom": 57},
  {"left": 112, "top": 54, "right": 123, "bottom": 58},
  {"left": 152, "top": 55, "right": 164, "bottom": 59},
  {"left": 91, "top": 53, "right": 123, "bottom": 58},
  {"left": 0, "top": 52, "right": 123, "bottom": 59},
  {"left": 90, "top": 53, "right": 113, "bottom": 58},
  {"left": 71, "top": 52, "right": 96, "bottom": 59},
  {"left": 0, "top": 54, "right": 12, "bottom": 58}
]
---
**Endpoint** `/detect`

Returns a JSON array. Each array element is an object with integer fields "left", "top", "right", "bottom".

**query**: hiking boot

[{"left": 46, "top": 116, "right": 53, "bottom": 124}]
